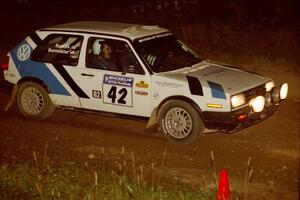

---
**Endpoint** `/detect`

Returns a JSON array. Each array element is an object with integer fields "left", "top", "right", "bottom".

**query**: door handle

[{"left": 81, "top": 73, "right": 94, "bottom": 77}]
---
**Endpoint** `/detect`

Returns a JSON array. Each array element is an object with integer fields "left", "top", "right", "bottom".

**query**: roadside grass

[
  {"left": 0, "top": 149, "right": 214, "bottom": 200},
  {"left": 0, "top": 145, "right": 261, "bottom": 200}
]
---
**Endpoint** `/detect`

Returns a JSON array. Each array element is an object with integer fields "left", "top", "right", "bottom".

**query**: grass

[
  {"left": 0, "top": 148, "right": 214, "bottom": 200},
  {"left": 0, "top": 146, "right": 261, "bottom": 200}
]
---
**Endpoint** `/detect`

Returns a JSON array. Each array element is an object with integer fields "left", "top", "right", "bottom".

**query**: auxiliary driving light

[
  {"left": 279, "top": 83, "right": 288, "bottom": 100},
  {"left": 250, "top": 96, "right": 265, "bottom": 112},
  {"left": 236, "top": 113, "right": 247, "bottom": 122}
]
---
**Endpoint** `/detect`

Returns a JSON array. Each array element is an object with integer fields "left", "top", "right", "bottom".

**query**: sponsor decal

[
  {"left": 103, "top": 74, "right": 133, "bottom": 107},
  {"left": 92, "top": 90, "right": 101, "bottom": 99},
  {"left": 155, "top": 81, "right": 183, "bottom": 88},
  {"left": 138, "top": 32, "right": 172, "bottom": 43},
  {"left": 17, "top": 44, "right": 31, "bottom": 61},
  {"left": 135, "top": 91, "right": 148, "bottom": 96},
  {"left": 103, "top": 74, "right": 134, "bottom": 87},
  {"left": 135, "top": 80, "right": 149, "bottom": 88},
  {"left": 48, "top": 47, "right": 76, "bottom": 55}
]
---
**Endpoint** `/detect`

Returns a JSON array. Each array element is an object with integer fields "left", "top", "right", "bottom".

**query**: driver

[{"left": 90, "top": 39, "right": 117, "bottom": 70}]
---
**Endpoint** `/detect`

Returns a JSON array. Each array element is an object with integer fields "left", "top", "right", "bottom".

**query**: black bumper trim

[{"left": 202, "top": 105, "right": 278, "bottom": 133}]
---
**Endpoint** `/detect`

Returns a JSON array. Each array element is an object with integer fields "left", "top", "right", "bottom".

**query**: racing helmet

[{"left": 92, "top": 39, "right": 103, "bottom": 55}]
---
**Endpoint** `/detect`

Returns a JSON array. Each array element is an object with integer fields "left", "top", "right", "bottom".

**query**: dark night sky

[
  {"left": 2, "top": 0, "right": 298, "bottom": 25},
  {"left": 0, "top": 0, "right": 298, "bottom": 51}
]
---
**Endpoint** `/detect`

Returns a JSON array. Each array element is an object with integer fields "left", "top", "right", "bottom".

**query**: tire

[
  {"left": 159, "top": 100, "right": 204, "bottom": 144},
  {"left": 17, "top": 81, "right": 55, "bottom": 120}
]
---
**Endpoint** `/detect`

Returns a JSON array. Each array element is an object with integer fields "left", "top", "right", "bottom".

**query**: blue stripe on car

[
  {"left": 11, "top": 40, "right": 71, "bottom": 96},
  {"left": 207, "top": 81, "right": 226, "bottom": 99}
]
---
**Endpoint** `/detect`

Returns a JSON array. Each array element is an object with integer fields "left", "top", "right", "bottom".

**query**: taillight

[{"left": 1, "top": 56, "right": 9, "bottom": 70}]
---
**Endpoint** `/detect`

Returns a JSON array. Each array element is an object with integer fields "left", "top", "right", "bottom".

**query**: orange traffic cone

[{"left": 217, "top": 169, "right": 230, "bottom": 200}]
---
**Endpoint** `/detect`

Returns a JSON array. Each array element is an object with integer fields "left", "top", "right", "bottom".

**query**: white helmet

[{"left": 92, "top": 39, "right": 103, "bottom": 55}]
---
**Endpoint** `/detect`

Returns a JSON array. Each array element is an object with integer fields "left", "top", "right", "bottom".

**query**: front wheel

[
  {"left": 159, "top": 100, "right": 204, "bottom": 144},
  {"left": 17, "top": 81, "right": 55, "bottom": 120}
]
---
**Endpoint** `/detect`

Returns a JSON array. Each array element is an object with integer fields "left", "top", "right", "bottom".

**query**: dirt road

[{"left": 0, "top": 70, "right": 299, "bottom": 199}]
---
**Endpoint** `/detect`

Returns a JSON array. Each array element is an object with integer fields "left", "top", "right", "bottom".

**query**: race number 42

[
  {"left": 103, "top": 85, "right": 132, "bottom": 107},
  {"left": 107, "top": 86, "right": 127, "bottom": 104},
  {"left": 102, "top": 74, "right": 133, "bottom": 107}
]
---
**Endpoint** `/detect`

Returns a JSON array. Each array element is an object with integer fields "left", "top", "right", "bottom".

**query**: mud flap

[
  {"left": 145, "top": 107, "right": 159, "bottom": 132},
  {"left": 4, "top": 84, "right": 18, "bottom": 111}
]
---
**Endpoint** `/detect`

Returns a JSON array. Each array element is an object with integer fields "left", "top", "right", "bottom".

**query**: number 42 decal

[
  {"left": 103, "top": 85, "right": 133, "bottom": 107},
  {"left": 102, "top": 74, "right": 133, "bottom": 107},
  {"left": 107, "top": 86, "right": 127, "bottom": 104}
]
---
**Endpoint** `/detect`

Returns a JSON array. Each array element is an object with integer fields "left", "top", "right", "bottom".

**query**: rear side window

[{"left": 31, "top": 34, "right": 83, "bottom": 66}]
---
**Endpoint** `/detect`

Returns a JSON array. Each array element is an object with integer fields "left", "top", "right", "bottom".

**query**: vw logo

[{"left": 17, "top": 44, "right": 31, "bottom": 61}]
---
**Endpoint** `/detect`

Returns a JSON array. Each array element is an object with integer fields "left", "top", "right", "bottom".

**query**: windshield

[{"left": 135, "top": 35, "right": 202, "bottom": 73}]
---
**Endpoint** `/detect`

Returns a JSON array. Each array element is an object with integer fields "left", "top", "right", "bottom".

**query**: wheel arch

[
  {"left": 146, "top": 95, "right": 205, "bottom": 130},
  {"left": 157, "top": 95, "right": 204, "bottom": 118},
  {"left": 17, "top": 77, "right": 51, "bottom": 93}
]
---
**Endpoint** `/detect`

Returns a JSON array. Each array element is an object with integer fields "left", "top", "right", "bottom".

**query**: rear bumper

[
  {"left": 202, "top": 104, "right": 278, "bottom": 133},
  {"left": 0, "top": 69, "right": 13, "bottom": 94},
  {"left": 0, "top": 79, "right": 14, "bottom": 94}
]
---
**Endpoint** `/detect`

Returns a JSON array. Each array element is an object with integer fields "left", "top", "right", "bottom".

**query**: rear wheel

[
  {"left": 159, "top": 100, "right": 204, "bottom": 144},
  {"left": 17, "top": 81, "right": 55, "bottom": 120}
]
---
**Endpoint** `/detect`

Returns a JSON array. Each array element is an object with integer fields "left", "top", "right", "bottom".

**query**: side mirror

[{"left": 122, "top": 65, "right": 135, "bottom": 75}]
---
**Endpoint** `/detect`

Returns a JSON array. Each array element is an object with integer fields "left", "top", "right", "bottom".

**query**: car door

[{"left": 70, "top": 36, "right": 152, "bottom": 117}]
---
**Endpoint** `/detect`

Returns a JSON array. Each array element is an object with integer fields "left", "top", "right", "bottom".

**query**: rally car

[{"left": 1, "top": 21, "right": 288, "bottom": 144}]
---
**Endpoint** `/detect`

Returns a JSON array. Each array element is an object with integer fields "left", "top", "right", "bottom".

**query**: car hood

[{"left": 159, "top": 60, "right": 270, "bottom": 94}]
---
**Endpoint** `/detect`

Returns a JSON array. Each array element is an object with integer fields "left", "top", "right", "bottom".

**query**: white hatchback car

[{"left": 2, "top": 21, "right": 288, "bottom": 144}]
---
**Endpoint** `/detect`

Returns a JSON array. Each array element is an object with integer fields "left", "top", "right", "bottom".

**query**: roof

[{"left": 42, "top": 21, "right": 170, "bottom": 41}]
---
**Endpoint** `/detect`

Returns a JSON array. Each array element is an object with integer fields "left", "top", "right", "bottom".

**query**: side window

[
  {"left": 86, "top": 37, "right": 144, "bottom": 74},
  {"left": 31, "top": 34, "right": 83, "bottom": 66}
]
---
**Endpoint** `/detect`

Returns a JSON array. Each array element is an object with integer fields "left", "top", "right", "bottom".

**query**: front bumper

[{"left": 202, "top": 104, "right": 278, "bottom": 133}]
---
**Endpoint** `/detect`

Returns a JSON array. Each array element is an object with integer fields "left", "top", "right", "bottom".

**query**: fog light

[
  {"left": 279, "top": 83, "right": 288, "bottom": 100},
  {"left": 250, "top": 96, "right": 265, "bottom": 112},
  {"left": 236, "top": 113, "right": 247, "bottom": 121}
]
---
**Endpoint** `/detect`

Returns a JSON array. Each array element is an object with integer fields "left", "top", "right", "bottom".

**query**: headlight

[
  {"left": 231, "top": 93, "right": 246, "bottom": 108},
  {"left": 279, "top": 83, "right": 288, "bottom": 100},
  {"left": 250, "top": 96, "right": 265, "bottom": 112},
  {"left": 265, "top": 81, "right": 275, "bottom": 92}
]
